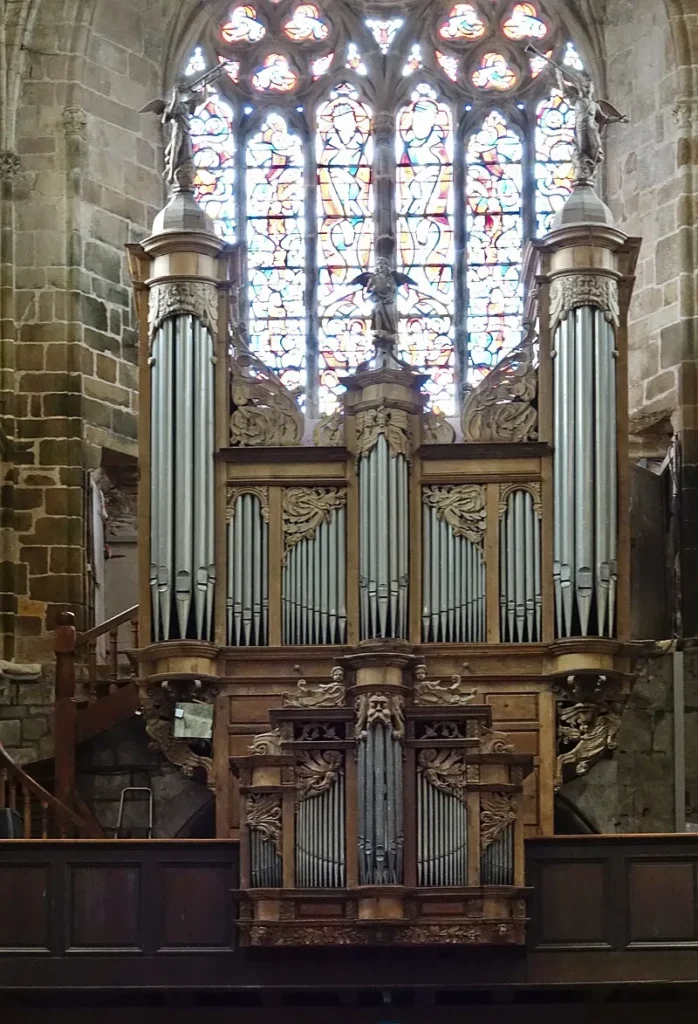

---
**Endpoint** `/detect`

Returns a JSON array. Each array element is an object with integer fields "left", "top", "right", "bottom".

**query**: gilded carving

[
  {"left": 461, "top": 338, "right": 537, "bottom": 443},
  {"left": 282, "top": 487, "right": 347, "bottom": 555},
  {"left": 245, "top": 922, "right": 520, "bottom": 946},
  {"left": 422, "top": 484, "right": 486, "bottom": 547},
  {"left": 418, "top": 749, "right": 468, "bottom": 801},
  {"left": 246, "top": 793, "right": 282, "bottom": 852},
  {"left": 355, "top": 692, "right": 405, "bottom": 740},
  {"left": 249, "top": 727, "right": 282, "bottom": 756},
  {"left": 295, "top": 750, "right": 343, "bottom": 798},
  {"left": 313, "top": 410, "right": 344, "bottom": 447},
  {"left": 499, "top": 481, "right": 542, "bottom": 519},
  {"left": 226, "top": 485, "right": 270, "bottom": 524},
  {"left": 549, "top": 273, "right": 620, "bottom": 334},
  {"left": 148, "top": 280, "right": 219, "bottom": 341},
  {"left": 230, "top": 341, "right": 304, "bottom": 447},
  {"left": 356, "top": 406, "right": 411, "bottom": 461},
  {"left": 554, "top": 674, "right": 623, "bottom": 789},
  {"left": 283, "top": 667, "right": 345, "bottom": 709},
  {"left": 480, "top": 727, "right": 515, "bottom": 754},
  {"left": 138, "top": 684, "right": 215, "bottom": 789},
  {"left": 414, "top": 663, "right": 477, "bottom": 706},
  {"left": 422, "top": 410, "right": 456, "bottom": 445},
  {"left": 480, "top": 793, "right": 517, "bottom": 849}
]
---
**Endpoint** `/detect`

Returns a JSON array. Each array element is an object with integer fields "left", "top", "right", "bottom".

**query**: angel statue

[
  {"left": 351, "top": 257, "right": 415, "bottom": 339},
  {"left": 526, "top": 46, "right": 627, "bottom": 185},
  {"left": 139, "top": 62, "right": 233, "bottom": 189}
]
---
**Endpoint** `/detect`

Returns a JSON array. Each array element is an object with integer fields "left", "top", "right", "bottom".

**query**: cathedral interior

[{"left": 2, "top": 0, "right": 698, "bottom": 1019}]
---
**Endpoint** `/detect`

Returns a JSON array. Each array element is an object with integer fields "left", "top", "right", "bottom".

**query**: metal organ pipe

[
  {"left": 149, "top": 315, "right": 214, "bottom": 642},
  {"left": 282, "top": 510, "right": 347, "bottom": 646},
  {"left": 359, "top": 437, "right": 409, "bottom": 640},
  {"left": 227, "top": 494, "right": 269, "bottom": 646},
  {"left": 499, "top": 490, "right": 542, "bottom": 643},
  {"left": 553, "top": 303, "right": 618, "bottom": 637},
  {"left": 421, "top": 502, "right": 485, "bottom": 643},
  {"left": 357, "top": 723, "right": 403, "bottom": 885}
]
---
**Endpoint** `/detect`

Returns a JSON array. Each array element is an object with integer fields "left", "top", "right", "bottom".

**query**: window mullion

[
  {"left": 304, "top": 110, "right": 319, "bottom": 418},
  {"left": 236, "top": 115, "right": 250, "bottom": 343},
  {"left": 454, "top": 107, "right": 468, "bottom": 406},
  {"left": 373, "top": 109, "right": 397, "bottom": 263}
]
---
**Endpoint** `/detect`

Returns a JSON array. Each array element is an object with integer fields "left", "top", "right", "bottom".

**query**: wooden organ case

[{"left": 128, "top": 180, "right": 641, "bottom": 948}]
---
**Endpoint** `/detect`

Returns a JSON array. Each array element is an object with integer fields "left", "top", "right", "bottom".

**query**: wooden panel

[
  {"left": 521, "top": 769, "right": 539, "bottom": 829},
  {"left": 0, "top": 865, "right": 50, "bottom": 949},
  {"left": 487, "top": 693, "right": 538, "bottom": 721},
  {"left": 159, "top": 865, "right": 233, "bottom": 949},
  {"left": 538, "top": 860, "right": 608, "bottom": 947},
  {"left": 69, "top": 865, "right": 140, "bottom": 950},
  {"left": 628, "top": 861, "right": 697, "bottom": 944}
]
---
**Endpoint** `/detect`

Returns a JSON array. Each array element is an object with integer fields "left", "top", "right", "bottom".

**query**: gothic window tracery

[{"left": 186, "top": 0, "right": 584, "bottom": 416}]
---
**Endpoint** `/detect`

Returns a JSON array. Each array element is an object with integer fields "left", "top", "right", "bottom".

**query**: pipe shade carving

[{"left": 461, "top": 339, "right": 538, "bottom": 443}]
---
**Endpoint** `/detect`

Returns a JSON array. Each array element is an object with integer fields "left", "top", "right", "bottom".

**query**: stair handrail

[
  {"left": 75, "top": 604, "right": 139, "bottom": 648},
  {"left": 0, "top": 741, "right": 96, "bottom": 836}
]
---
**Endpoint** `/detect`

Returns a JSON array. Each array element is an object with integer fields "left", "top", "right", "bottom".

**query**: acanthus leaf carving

[
  {"left": 230, "top": 336, "right": 304, "bottom": 447},
  {"left": 355, "top": 692, "right": 405, "bottom": 740},
  {"left": 480, "top": 792, "right": 517, "bottom": 849},
  {"left": 549, "top": 273, "right": 620, "bottom": 335},
  {"left": 295, "top": 750, "right": 343, "bottom": 798},
  {"left": 414, "top": 664, "right": 478, "bottom": 706},
  {"left": 422, "top": 484, "right": 486, "bottom": 547},
  {"left": 246, "top": 793, "right": 282, "bottom": 852},
  {"left": 282, "top": 487, "right": 347, "bottom": 556},
  {"left": 422, "top": 410, "right": 456, "bottom": 445},
  {"left": 356, "top": 406, "right": 411, "bottom": 461},
  {"left": 418, "top": 748, "right": 468, "bottom": 801},
  {"left": 283, "top": 667, "right": 346, "bottom": 709},
  {"left": 461, "top": 338, "right": 538, "bottom": 444},
  {"left": 138, "top": 684, "right": 215, "bottom": 789},
  {"left": 249, "top": 727, "right": 282, "bottom": 756},
  {"left": 313, "top": 410, "right": 344, "bottom": 447},
  {"left": 148, "top": 280, "right": 219, "bottom": 342}
]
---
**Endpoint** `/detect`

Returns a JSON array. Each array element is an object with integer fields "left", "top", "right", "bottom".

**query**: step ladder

[{"left": 114, "top": 786, "right": 153, "bottom": 838}]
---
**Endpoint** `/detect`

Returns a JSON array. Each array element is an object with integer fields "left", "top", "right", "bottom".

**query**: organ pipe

[
  {"left": 422, "top": 503, "right": 485, "bottom": 643},
  {"left": 357, "top": 721, "right": 403, "bottom": 884},
  {"left": 553, "top": 306, "right": 617, "bottom": 637},
  {"left": 499, "top": 490, "right": 542, "bottom": 642},
  {"left": 417, "top": 773, "right": 467, "bottom": 887},
  {"left": 283, "top": 508, "right": 346, "bottom": 645},
  {"left": 295, "top": 772, "right": 346, "bottom": 888},
  {"left": 227, "top": 493, "right": 269, "bottom": 645},
  {"left": 149, "top": 315, "right": 215, "bottom": 642}
]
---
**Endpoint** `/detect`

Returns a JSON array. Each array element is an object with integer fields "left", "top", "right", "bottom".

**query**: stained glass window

[{"left": 188, "top": 0, "right": 588, "bottom": 415}]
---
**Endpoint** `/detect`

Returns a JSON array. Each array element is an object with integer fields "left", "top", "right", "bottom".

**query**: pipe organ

[{"left": 129, "top": 178, "right": 641, "bottom": 948}]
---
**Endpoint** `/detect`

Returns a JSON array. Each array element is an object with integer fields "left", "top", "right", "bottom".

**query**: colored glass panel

[
  {"left": 217, "top": 55, "right": 241, "bottom": 82},
  {"left": 365, "top": 18, "right": 404, "bottom": 54},
  {"left": 252, "top": 53, "right": 298, "bottom": 92},
  {"left": 439, "top": 4, "right": 486, "bottom": 40},
  {"left": 466, "top": 112, "right": 523, "bottom": 378},
  {"left": 316, "top": 84, "right": 374, "bottom": 411},
  {"left": 472, "top": 52, "right": 518, "bottom": 90},
  {"left": 311, "top": 52, "right": 334, "bottom": 78},
  {"left": 246, "top": 114, "right": 306, "bottom": 392},
  {"left": 345, "top": 42, "right": 367, "bottom": 75},
  {"left": 435, "top": 50, "right": 459, "bottom": 82},
  {"left": 535, "top": 90, "right": 575, "bottom": 235},
  {"left": 186, "top": 46, "right": 207, "bottom": 75},
  {"left": 402, "top": 44, "right": 423, "bottom": 76},
  {"left": 563, "top": 41, "right": 584, "bottom": 70},
  {"left": 529, "top": 48, "right": 552, "bottom": 78},
  {"left": 191, "top": 93, "right": 236, "bottom": 241},
  {"left": 502, "top": 3, "right": 547, "bottom": 41},
  {"left": 221, "top": 5, "right": 266, "bottom": 43},
  {"left": 283, "top": 4, "right": 330, "bottom": 42},
  {"left": 397, "top": 84, "right": 455, "bottom": 414}
]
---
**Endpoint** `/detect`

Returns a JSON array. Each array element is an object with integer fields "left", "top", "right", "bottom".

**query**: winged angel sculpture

[
  {"left": 139, "top": 62, "right": 234, "bottom": 188},
  {"left": 527, "top": 46, "right": 627, "bottom": 185},
  {"left": 351, "top": 258, "right": 415, "bottom": 339}
]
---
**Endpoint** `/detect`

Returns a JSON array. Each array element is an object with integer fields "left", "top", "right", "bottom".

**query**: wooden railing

[{"left": 0, "top": 743, "right": 99, "bottom": 838}]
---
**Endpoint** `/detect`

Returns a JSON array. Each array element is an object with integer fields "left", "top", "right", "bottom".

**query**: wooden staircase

[{"left": 0, "top": 605, "right": 140, "bottom": 838}]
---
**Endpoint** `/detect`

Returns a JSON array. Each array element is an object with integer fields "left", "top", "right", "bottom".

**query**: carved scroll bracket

[
  {"left": 249, "top": 727, "right": 282, "bottom": 756},
  {"left": 422, "top": 484, "right": 486, "bottom": 547},
  {"left": 226, "top": 485, "right": 270, "bottom": 524},
  {"left": 549, "top": 273, "right": 620, "bottom": 335},
  {"left": 554, "top": 673, "right": 625, "bottom": 789},
  {"left": 356, "top": 406, "right": 412, "bottom": 461},
  {"left": 138, "top": 684, "right": 215, "bottom": 789},
  {"left": 148, "top": 280, "right": 219, "bottom": 342},
  {"left": 282, "top": 487, "right": 347, "bottom": 556},
  {"left": 355, "top": 692, "right": 405, "bottom": 740},
  {"left": 461, "top": 338, "right": 537, "bottom": 444}
]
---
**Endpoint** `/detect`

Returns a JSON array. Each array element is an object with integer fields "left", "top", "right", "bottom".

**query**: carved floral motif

[
  {"left": 246, "top": 793, "right": 282, "bottom": 852},
  {"left": 245, "top": 922, "right": 522, "bottom": 946},
  {"left": 313, "top": 410, "right": 344, "bottom": 447},
  {"left": 461, "top": 339, "right": 537, "bottom": 443},
  {"left": 480, "top": 792, "right": 517, "bottom": 849},
  {"left": 422, "top": 410, "right": 456, "bottom": 445},
  {"left": 418, "top": 749, "right": 468, "bottom": 801},
  {"left": 282, "top": 487, "right": 347, "bottom": 554},
  {"left": 230, "top": 342, "right": 304, "bottom": 446},
  {"left": 148, "top": 280, "right": 219, "bottom": 341},
  {"left": 549, "top": 273, "right": 620, "bottom": 334},
  {"left": 422, "top": 484, "right": 486, "bottom": 546},
  {"left": 355, "top": 692, "right": 405, "bottom": 740},
  {"left": 295, "top": 750, "right": 343, "bottom": 798},
  {"left": 356, "top": 406, "right": 411, "bottom": 460}
]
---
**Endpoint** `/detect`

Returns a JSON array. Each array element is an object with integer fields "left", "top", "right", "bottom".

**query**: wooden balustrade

[{"left": 0, "top": 742, "right": 97, "bottom": 838}]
